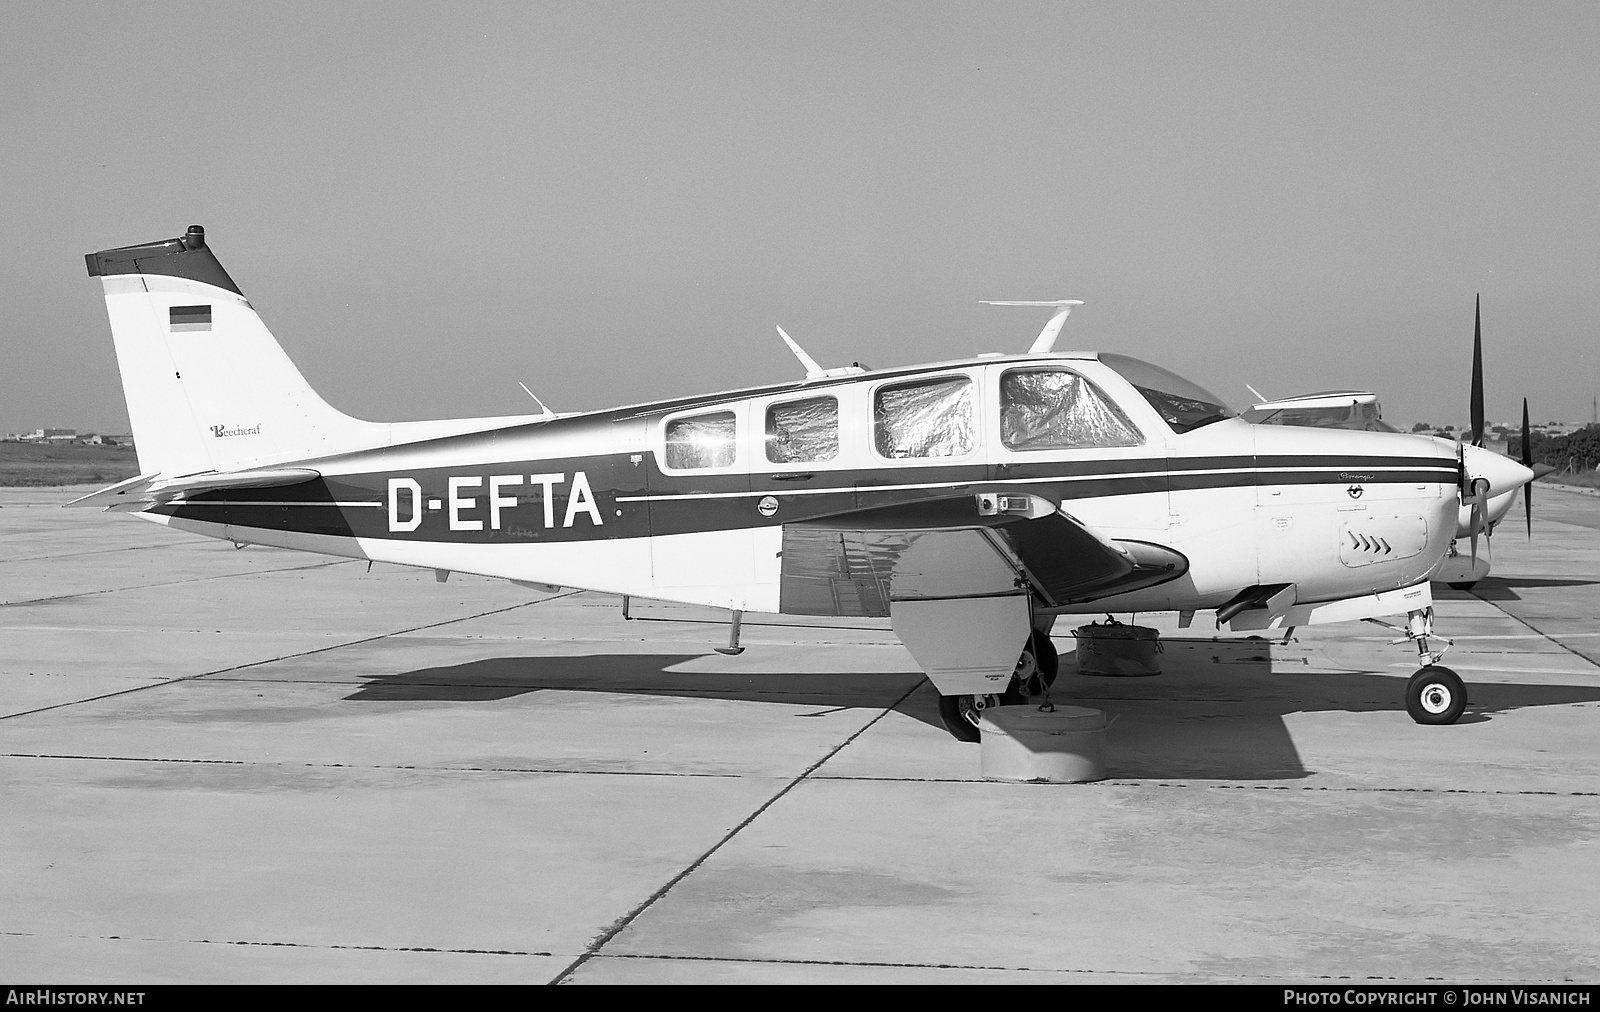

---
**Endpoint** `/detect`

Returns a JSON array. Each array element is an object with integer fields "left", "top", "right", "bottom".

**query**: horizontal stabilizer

[
  {"left": 66, "top": 467, "right": 322, "bottom": 509},
  {"left": 65, "top": 472, "right": 162, "bottom": 509}
]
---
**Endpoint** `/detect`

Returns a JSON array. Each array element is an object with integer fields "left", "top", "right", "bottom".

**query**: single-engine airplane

[{"left": 76, "top": 226, "right": 1537, "bottom": 739}]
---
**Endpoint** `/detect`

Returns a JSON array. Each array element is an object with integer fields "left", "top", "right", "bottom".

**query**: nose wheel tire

[{"left": 1406, "top": 665, "right": 1467, "bottom": 725}]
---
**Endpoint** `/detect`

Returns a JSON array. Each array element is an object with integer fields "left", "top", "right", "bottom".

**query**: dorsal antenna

[
  {"left": 517, "top": 381, "right": 556, "bottom": 418},
  {"left": 774, "top": 325, "right": 867, "bottom": 380},
  {"left": 979, "top": 300, "right": 1085, "bottom": 354}
]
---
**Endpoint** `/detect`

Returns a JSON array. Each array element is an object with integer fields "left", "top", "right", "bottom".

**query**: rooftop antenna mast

[
  {"left": 773, "top": 325, "right": 866, "bottom": 379},
  {"left": 979, "top": 300, "right": 1085, "bottom": 354},
  {"left": 517, "top": 382, "right": 556, "bottom": 419}
]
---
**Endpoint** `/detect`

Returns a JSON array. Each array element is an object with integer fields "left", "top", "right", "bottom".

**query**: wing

[{"left": 777, "top": 492, "right": 1186, "bottom": 617}]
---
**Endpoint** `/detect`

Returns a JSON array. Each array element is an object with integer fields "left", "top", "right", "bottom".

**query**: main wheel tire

[
  {"left": 1033, "top": 631, "right": 1059, "bottom": 691},
  {"left": 1447, "top": 581, "right": 1478, "bottom": 591},
  {"left": 937, "top": 693, "right": 1000, "bottom": 742},
  {"left": 1012, "top": 631, "right": 1060, "bottom": 698},
  {"left": 1406, "top": 665, "right": 1468, "bottom": 725}
]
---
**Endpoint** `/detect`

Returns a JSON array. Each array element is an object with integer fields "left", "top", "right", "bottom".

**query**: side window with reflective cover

[
  {"left": 874, "top": 376, "right": 973, "bottom": 458},
  {"left": 665, "top": 411, "right": 737, "bottom": 469},
  {"left": 1000, "top": 369, "right": 1143, "bottom": 450},
  {"left": 766, "top": 396, "right": 839, "bottom": 464}
]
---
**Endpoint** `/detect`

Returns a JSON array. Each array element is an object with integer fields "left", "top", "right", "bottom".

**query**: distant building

[
  {"left": 2, "top": 428, "right": 136, "bottom": 445},
  {"left": 18, "top": 427, "right": 77, "bottom": 442}
]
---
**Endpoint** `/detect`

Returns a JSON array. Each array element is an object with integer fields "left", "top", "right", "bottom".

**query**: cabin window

[
  {"left": 766, "top": 396, "right": 839, "bottom": 464},
  {"left": 999, "top": 369, "right": 1143, "bottom": 450},
  {"left": 665, "top": 410, "right": 737, "bottom": 469},
  {"left": 874, "top": 376, "right": 973, "bottom": 458}
]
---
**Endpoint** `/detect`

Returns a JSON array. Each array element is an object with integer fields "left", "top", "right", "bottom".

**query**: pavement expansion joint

[
  {"left": 0, "top": 593, "right": 576, "bottom": 722},
  {"left": 550, "top": 682, "right": 923, "bottom": 985},
  {"left": 0, "top": 753, "right": 748, "bottom": 778},
  {"left": 3, "top": 542, "right": 183, "bottom": 564},
  {"left": 810, "top": 775, "right": 1600, "bottom": 796},
  {"left": 582, "top": 953, "right": 1588, "bottom": 985},
  {"left": 1111, "top": 781, "right": 1600, "bottom": 797},
  {"left": 0, "top": 930, "right": 553, "bottom": 958},
  {"left": 1472, "top": 591, "right": 1600, "bottom": 669},
  {"left": 586, "top": 950, "right": 1146, "bottom": 976},
  {"left": 0, "top": 559, "right": 354, "bottom": 608}
]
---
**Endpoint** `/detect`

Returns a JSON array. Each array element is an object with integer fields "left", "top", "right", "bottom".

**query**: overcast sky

[{"left": 3, "top": 1, "right": 1597, "bottom": 436}]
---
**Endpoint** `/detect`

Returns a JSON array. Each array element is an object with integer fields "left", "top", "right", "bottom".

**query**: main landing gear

[
  {"left": 1368, "top": 607, "right": 1469, "bottom": 725},
  {"left": 936, "top": 630, "right": 1059, "bottom": 742}
]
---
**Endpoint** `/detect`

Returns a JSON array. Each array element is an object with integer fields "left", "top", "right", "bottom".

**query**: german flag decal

[{"left": 170, "top": 305, "right": 212, "bottom": 332}]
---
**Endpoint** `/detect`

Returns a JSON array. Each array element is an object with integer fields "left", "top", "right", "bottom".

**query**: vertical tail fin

[{"left": 86, "top": 225, "right": 387, "bottom": 477}]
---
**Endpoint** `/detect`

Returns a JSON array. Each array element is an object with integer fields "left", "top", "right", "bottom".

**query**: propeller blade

[
  {"left": 1466, "top": 476, "right": 1489, "bottom": 569},
  {"left": 1470, "top": 295, "right": 1485, "bottom": 448},
  {"left": 1520, "top": 398, "right": 1533, "bottom": 468},
  {"left": 1524, "top": 477, "right": 1533, "bottom": 539},
  {"left": 1522, "top": 397, "right": 1534, "bottom": 538},
  {"left": 1470, "top": 495, "right": 1484, "bottom": 569}
]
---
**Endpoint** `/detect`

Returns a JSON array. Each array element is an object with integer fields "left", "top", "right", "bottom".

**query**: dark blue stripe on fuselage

[{"left": 155, "top": 451, "right": 1459, "bottom": 543}]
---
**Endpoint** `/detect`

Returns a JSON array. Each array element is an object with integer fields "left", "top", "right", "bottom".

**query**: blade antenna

[
  {"left": 775, "top": 325, "right": 826, "bottom": 379},
  {"left": 980, "top": 300, "right": 1085, "bottom": 354},
  {"left": 774, "top": 326, "right": 866, "bottom": 379},
  {"left": 517, "top": 382, "right": 556, "bottom": 418}
]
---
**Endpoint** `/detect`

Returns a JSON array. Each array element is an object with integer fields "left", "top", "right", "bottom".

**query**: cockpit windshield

[{"left": 1099, "top": 354, "right": 1233, "bottom": 434}]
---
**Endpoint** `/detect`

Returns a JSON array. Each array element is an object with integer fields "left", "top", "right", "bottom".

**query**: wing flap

[{"left": 779, "top": 492, "right": 1139, "bottom": 615}]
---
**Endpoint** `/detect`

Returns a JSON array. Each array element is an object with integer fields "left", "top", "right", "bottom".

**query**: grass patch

[{"left": 0, "top": 442, "right": 141, "bottom": 487}]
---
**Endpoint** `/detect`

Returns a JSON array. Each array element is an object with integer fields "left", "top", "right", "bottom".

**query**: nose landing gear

[{"left": 1367, "top": 606, "right": 1469, "bottom": 725}]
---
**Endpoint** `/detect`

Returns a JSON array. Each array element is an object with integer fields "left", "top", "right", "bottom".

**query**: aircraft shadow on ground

[
  {"left": 347, "top": 649, "right": 1600, "bottom": 782},
  {"left": 1461, "top": 575, "right": 1600, "bottom": 601},
  {"left": 345, "top": 654, "right": 924, "bottom": 707}
]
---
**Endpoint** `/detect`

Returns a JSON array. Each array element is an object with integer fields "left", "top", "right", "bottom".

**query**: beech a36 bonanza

[{"left": 78, "top": 226, "right": 1537, "bottom": 740}]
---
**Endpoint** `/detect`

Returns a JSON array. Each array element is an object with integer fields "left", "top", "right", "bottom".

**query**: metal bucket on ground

[
  {"left": 980, "top": 705, "right": 1109, "bottom": 783},
  {"left": 1072, "top": 619, "right": 1162, "bottom": 676}
]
